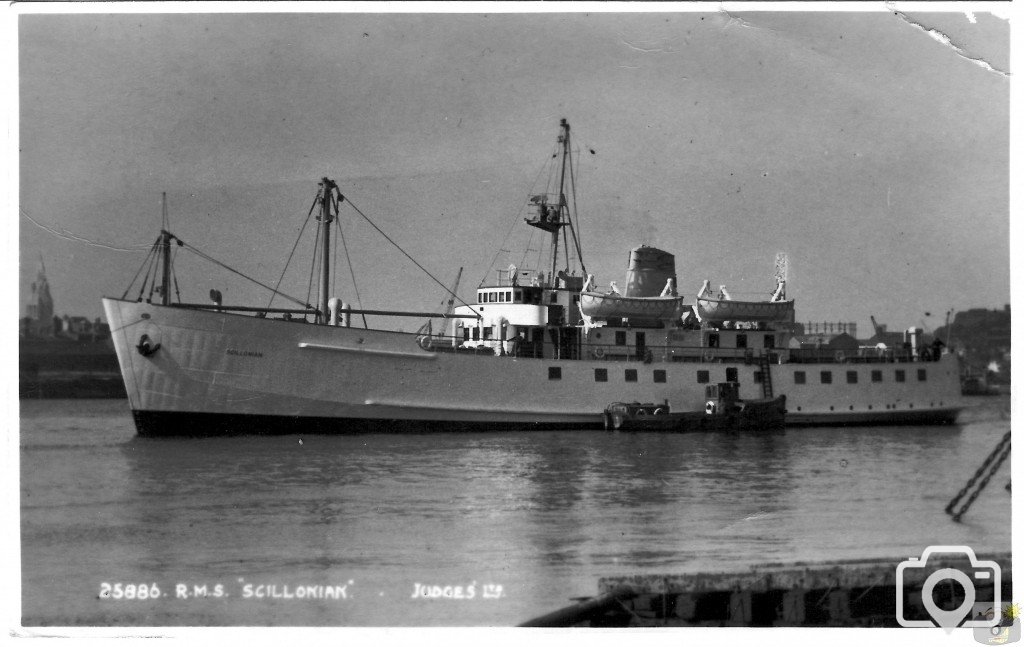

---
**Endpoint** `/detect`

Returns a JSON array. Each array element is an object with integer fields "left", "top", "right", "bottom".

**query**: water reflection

[{"left": 21, "top": 397, "right": 1010, "bottom": 626}]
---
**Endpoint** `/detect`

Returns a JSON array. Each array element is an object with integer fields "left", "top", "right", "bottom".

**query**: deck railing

[{"left": 415, "top": 334, "right": 945, "bottom": 364}]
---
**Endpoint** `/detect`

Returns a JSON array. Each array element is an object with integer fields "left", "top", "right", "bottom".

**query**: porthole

[
  {"left": 849, "top": 405, "right": 854, "bottom": 411},
  {"left": 830, "top": 406, "right": 834, "bottom": 411}
]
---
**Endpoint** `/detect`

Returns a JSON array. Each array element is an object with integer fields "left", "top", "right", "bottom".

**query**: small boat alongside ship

[
  {"left": 603, "top": 382, "right": 786, "bottom": 432},
  {"left": 101, "top": 118, "right": 963, "bottom": 436}
]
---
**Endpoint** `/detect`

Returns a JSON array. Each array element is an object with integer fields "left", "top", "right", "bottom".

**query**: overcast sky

[{"left": 16, "top": 7, "right": 1010, "bottom": 335}]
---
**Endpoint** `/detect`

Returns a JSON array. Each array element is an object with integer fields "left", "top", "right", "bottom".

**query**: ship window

[
  {"left": 463, "top": 328, "right": 470, "bottom": 342},
  {"left": 478, "top": 292, "right": 483, "bottom": 303},
  {"left": 794, "top": 371, "right": 806, "bottom": 384},
  {"left": 625, "top": 369, "right": 638, "bottom": 382},
  {"left": 514, "top": 290, "right": 522, "bottom": 302},
  {"left": 697, "top": 370, "right": 710, "bottom": 384},
  {"left": 500, "top": 292, "right": 506, "bottom": 303},
  {"left": 506, "top": 291, "right": 512, "bottom": 302},
  {"left": 764, "top": 335, "right": 775, "bottom": 349},
  {"left": 821, "top": 371, "right": 833, "bottom": 384},
  {"left": 895, "top": 370, "right": 906, "bottom": 383},
  {"left": 917, "top": 368, "right": 927, "bottom": 382},
  {"left": 549, "top": 367, "right": 561, "bottom": 380},
  {"left": 550, "top": 293, "right": 558, "bottom": 304},
  {"left": 483, "top": 328, "right": 492, "bottom": 340},
  {"left": 754, "top": 371, "right": 763, "bottom": 383},
  {"left": 871, "top": 370, "right": 882, "bottom": 383},
  {"left": 653, "top": 370, "right": 666, "bottom": 383},
  {"left": 736, "top": 334, "right": 747, "bottom": 349},
  {"left": 615, "top": 331, "right": 627, "bottom": 346},
  {"left": 594, "top": 368, "right": 608, "bottom": 382},
  {"left": 726, "top": 367, "right": 738, "bottom": 382},
  {"left": 472, "top": 328, "right": 480, "bottom": 341},
  {"left": 847, "top": 371, "right": 858, "bottom": 384},
  {"left": 708, "top": 333, "right": 720, "bottom": 348}
]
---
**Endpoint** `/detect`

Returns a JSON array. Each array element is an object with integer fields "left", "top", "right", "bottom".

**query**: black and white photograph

[{"left": 12, "top": 2, "right": 1015, "bottom": 637}]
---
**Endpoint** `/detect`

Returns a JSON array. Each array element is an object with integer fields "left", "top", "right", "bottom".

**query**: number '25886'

[{"left": 98, "top": 583, "right": 161, "bottom": 600}]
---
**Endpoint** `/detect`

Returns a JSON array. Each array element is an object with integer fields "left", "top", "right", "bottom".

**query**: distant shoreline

[{"left": 19, "top": 336, "right": 125, "bottom": 399}]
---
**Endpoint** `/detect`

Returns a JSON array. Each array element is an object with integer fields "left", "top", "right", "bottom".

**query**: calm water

[{"left": 20, "top": 398, "right": 1012, "bottom": 626}]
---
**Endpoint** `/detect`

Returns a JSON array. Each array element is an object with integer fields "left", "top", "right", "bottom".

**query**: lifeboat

[
  {"left": 579, "top": 246, "right": 686, "bottom": 321},
  {"left": 580, "top": 292, "right": 686, "bottom": 320},
  {"left": 695, "top": 280, "right": 795, "bottom": 323}
]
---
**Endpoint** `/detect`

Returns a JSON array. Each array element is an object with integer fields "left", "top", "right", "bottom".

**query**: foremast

[{"left": 317, "top": 177, "right": 339, "bottom": 325}]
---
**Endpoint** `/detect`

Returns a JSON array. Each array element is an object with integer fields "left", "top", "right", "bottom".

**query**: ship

[{"left": 102, "top": 119, "right": 962, "bottom": 436}]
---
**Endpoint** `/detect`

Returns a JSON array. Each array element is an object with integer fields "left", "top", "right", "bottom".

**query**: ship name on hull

[{"left": 226, "top": 349, "right": 263, "bottom": 358}]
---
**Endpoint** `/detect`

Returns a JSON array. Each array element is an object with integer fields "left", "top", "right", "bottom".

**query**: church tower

[{"left": 27, "top": 256, "right": 54, "bottom": 336}]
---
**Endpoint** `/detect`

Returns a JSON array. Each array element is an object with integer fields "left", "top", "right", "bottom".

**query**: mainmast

[
  {"left": 552, "top": 118, "right": 571, "bottom": 281},
  {"left": 526, "top": 118, "right": 584, "bottom": 286},
  {"left": 318, "top": 177, "right": 338, "bottom": 324}
]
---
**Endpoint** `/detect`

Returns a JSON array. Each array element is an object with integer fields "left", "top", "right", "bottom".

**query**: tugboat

[{"left": 603, "top": 383, "right": 786, "bottom": 432}]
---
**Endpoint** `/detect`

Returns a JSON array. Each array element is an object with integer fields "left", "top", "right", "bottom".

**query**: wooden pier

[{"left": 521, "top": 552, "right": 1012, "bottom": 627}]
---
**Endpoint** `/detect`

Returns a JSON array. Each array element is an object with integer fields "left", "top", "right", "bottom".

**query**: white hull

[{"left": 104, "top": 298, "right": 963, "bottom": 435}]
